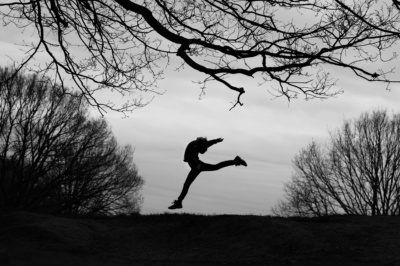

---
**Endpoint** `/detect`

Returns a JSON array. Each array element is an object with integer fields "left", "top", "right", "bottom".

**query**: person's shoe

[
  {"left": 168, "top": 200, "right": 182, "bottom": 210},
  {"left": 234, "top": 156, "right": 247, "bottom": 166}
]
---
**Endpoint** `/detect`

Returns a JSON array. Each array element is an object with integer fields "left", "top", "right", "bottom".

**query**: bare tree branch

[{"left": 1, "top": 0, "right": 400, "bottom": 112}]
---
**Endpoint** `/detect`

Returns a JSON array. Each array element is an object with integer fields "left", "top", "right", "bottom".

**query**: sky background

[
  {"left": 103, "top": 60, "right": 400, "bottom": 215},
  {"left": 1, "top": 5, "right": 400, "bottom": 215}
]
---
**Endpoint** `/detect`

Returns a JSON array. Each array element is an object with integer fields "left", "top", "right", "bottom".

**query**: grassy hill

[{"left": 1, "top": 211, "right": 400, "bottom": 265}]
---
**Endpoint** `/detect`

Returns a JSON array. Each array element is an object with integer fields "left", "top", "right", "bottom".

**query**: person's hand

[{"left": 216, "top": 138, "right": 224, "bottom": 143}]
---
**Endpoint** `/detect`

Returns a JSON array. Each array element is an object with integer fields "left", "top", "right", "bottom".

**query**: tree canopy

[
  {"left": 0, "top": 66, "right": 144, "bottom": 215},
  {"left": 1, "top": 0, "right": 400, "bottom": 112},
  {"left": 273, "top": 109, "right": 400, "bottom": 217}
]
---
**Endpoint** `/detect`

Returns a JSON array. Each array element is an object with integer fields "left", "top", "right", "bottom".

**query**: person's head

[{"left": 196, "top": 137, "right": 208, "bottom": 154}]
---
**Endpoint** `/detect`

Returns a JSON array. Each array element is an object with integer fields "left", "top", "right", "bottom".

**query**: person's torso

[{"left": 183, "top": 140, "right": 199, "bottom": 162}]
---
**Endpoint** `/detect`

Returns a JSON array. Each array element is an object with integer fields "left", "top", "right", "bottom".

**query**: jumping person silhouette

[{"left": 168, "top": 137, "right": 247, "bottom": 210}]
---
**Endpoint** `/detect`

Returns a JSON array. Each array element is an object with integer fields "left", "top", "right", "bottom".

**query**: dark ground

[{"left": 1, "top": 211, "right": 400, "bottom": 265}]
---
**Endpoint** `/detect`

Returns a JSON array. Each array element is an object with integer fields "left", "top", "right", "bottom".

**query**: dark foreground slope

[{"left": 1, "top": 211, "right": 400, "bottom": 266}]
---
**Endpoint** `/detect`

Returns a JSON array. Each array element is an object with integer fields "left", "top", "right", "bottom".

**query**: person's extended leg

[
  {"left": 201, "top": 156, "right": 247, "bottom": 171},
  {"left": 177, "top": 169, "right": 200, "bottom": 202},
  {"left": 201, "top": 160, "right": 235, "bottom": 171},
  {"left": 168, "top": 168, "right": 201, "bottom": 209}
]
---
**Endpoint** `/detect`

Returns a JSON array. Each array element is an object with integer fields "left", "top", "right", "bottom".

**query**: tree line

[
  {"left": 0, "top": 67, "right": 144, "bottom": 215},
  {"left": 274, "top": 109, "right": 400, "bottom": 217}
]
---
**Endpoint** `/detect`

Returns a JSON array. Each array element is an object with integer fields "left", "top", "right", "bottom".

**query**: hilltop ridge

[{"left": 1, "top": 211, "right": 400, "bottom": 265}]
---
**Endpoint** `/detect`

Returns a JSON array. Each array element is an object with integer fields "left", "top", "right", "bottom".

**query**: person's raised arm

[{"left": 206, "top": 138, "right": 224, "bottom": 148}]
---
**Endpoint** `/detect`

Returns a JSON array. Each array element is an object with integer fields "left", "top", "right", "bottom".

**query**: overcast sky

[{"left": 1, "top": 10, "right": 400, "bottom": 215}]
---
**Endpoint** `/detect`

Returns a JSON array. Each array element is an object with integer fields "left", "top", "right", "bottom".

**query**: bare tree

[
  {"left": 1, "top": 1, "right": 400, "bottom": 112},
  {"left": 273, "top": 109, "right": 400, "bottom": 217},
  {"left": 0, "top": 66, "right": 144, "bottom": 215}
]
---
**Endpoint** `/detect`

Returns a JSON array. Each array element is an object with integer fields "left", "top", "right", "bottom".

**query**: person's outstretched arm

[{"left": 206, "top": 138, "right": 224, "bottom": 148}]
